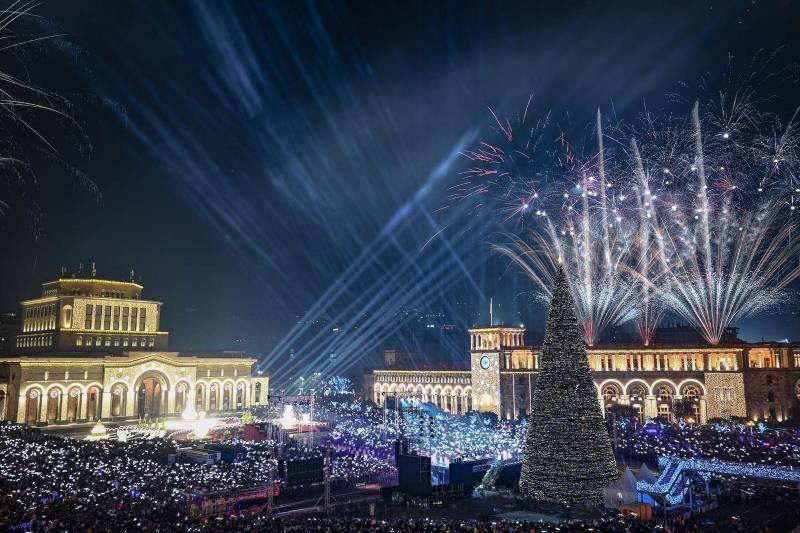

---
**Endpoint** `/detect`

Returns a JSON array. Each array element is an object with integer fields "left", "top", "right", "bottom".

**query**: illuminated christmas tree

[{"left": 519, "top": 264, "right": 618, "bottom": 503}]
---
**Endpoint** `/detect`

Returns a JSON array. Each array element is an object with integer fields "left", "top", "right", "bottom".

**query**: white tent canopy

[{"left": 603, "top": 466, "right": 638, "bottom": 507}]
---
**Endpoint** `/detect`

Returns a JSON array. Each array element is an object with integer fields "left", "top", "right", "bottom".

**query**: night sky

[{"left": 1, "top": 1, "right": 800, "bottom": 381}]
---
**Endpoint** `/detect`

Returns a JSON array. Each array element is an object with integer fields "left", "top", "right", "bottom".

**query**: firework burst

[
  {"left": 463, "top": 58, "right": 800, "bottom": 346},
  {"left": 630, "top": 102, "right": 800, "bottom": 345},
  {"left": 476, "top": 106, "right": 648, "bottom": 345}
]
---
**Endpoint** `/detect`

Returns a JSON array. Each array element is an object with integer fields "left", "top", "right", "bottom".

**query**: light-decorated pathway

[{"left": 637, "top": 455, "right": 800, "bottom": 506}]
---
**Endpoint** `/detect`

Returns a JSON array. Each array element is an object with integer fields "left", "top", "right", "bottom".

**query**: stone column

[
  {"left": 126, "top": 389, "right": 136, "bottom": 418},
  {"left": 699, "top": 397, "right": 708, "bottom": 424},
  {"left": 101, "top": 391, "right": 112, "bottom": 419},
  {"left": 187, "top": 388, "right": 196, "bottom": 414},
  {"left": 163, "top": 389, "right": 171, "bottom": 416},
  {"left": 59, "top": 393, "right": 69, "bottom": 422},
  {"left": 645, "top": 395, "right": 658, "bottom": 419},
  {"left": 39, "top": 394, "right": 49, "bottom": 423},
  {"left": 16, "top": 395, "right": 27, "bottom": 423},
  {"left": 80, "top": 392, "right": 89, "bottom": 420}
]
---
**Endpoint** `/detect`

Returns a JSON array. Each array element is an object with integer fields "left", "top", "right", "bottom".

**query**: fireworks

[
  {"left": 634, "top": 103, "right": 800, "bottom": 344},
  {"left": 464, "top": 62, "right": 800, "bottom": 345},
  {"left": 493, "top": 219, "right": 640, "bottom": 347},
  {"left": 484, "top": 110, "right": 645, "bottom": 345},
  {"left": 0, "top": 0, "right": 94, "bottom": 222}
]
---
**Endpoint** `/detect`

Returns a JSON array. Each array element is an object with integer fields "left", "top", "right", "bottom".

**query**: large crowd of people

[
  {"left": 0, "top": 419, "right": 658, "bottom": 531},
  {"left": 311, "top": 399, "right": 526, "bottom": 463},
  {"left": 611, "top": 418, "right": 800, "bottom": 468},
  {"left": 193, "top": 515, "right": 662, "bottom": 532},
  {"left": 0, "top": 418, "right": 393, "bottom": 531},
  {"left": 1, "top": 396, "right": 800, "bottom": 531},
  {"left": 300, "top": 397, "right": 800, "bottom": 469}
]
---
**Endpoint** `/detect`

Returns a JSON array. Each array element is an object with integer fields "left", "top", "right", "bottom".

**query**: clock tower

[{"left": 469, "top": 326, "right": 525, "bottom": 416}]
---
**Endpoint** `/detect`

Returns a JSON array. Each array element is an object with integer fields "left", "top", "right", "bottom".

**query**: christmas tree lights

[{"left": 518, "top": 264, "right": 619, "bottom": 503}]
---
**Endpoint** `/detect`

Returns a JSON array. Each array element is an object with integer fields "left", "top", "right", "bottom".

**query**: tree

[{"left": 518, "top": 264, "right": 619, "bottom": 504}]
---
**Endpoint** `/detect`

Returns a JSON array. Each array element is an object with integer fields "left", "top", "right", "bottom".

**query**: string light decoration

[
  {"left": 637, "top": 456, "right": 800, "bottom": 506},
  {"left": 518, "top": 264, "right": 618, "bottom": 503}
]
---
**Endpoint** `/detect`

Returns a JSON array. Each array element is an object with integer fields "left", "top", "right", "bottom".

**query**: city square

[{"left": 2, "top": 1, "right": 800, "bottom": 531}]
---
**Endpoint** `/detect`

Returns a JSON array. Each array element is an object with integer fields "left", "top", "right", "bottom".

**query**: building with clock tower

[
  {"left": 365, "top": 321, "right": 800, "bottom": 424},
  {"left": 469, "top": 326, "right": 527, "bottom": 416}
]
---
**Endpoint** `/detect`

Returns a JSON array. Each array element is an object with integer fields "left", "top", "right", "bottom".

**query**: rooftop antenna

[
  {"left": 91, "top": 261, "right": 96, "bottom": 278},
  {"left": 129, "top": 268, "right": 135, "bottom": 282}
]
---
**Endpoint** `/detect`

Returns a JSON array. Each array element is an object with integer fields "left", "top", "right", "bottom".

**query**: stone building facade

[
  {"left": 365, "top": 326, "right": 800, "bottom": 424},
  {"left": 0, "top": 276, "right": 269, "bottom": 426},
  {"left": 16, "top": 277, "right": 168, "bottom": 352}
]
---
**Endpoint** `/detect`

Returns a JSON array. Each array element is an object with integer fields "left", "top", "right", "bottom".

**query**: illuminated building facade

[
  {"left": 0, "top": 276, "right": 269, "bottom": 426},
  {"left": 16, "top": 277, "right": 168, "bottom": 352},
  {"left": 365, "top": 326, "right": 800, "bottom": 424}
]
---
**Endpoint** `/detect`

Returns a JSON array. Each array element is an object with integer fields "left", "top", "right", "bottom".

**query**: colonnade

[
  {"left": 590, "top": 351, "right": 740, "bottom": 372},
  {"left": 374, "top": 387, "right": 473, "bottom": 415},
  {"left": 469, "top": 330, "right": 524, "bottom": 350},
  {"left": 13, "top": 379, "right": 253, "bottom": 425}
]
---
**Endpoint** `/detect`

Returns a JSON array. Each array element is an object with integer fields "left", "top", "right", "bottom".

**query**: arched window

[
  {"left": 236, "top": 383, "right": 245, "bottom": 408},
  {"left": 602, "top": 385, "right": 620, "bottom": 401},
  {"left": 223, "top": 383, "right": 232, "bottom": 410},
  {"left": 681, "top": 385, "right": 701, "bottom": 418},
  {"left": 25, "top": 389, "right": 40, "bottom": 424},
  {"left": 209, "top": 384, "right": 218, "bottom": 411},
  {"left": 67, "top": 388, "right": 81, "bottom": 423},
  {"left": 195, "top": 384, "right": 205, "bottom": 411},
  {"left": 629, "top": 384, "right": 646, "bottom": 402},
  {"left": 682, "top": 386, "right": 700, "bottom": 399},
  {"left": 175, "top": 383, "right": 187, "bottom": 414},
  {"left": 46, "top": 388, "right": 60, "bottom": 423},
  {"left": 254, "top": 382, "right": 262, "bottom": 404},
  {"left": 61, "top": 305, "right": 73, "bottom": 329},
  {"left": 657, "top": 385, "right": 674, "bottom": 402},
  {"left": 86, "top": 387, "right": 100, "bottom": 421},
  {"left": 111, "top": 386, "right": 125, "bottom": 417}
]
